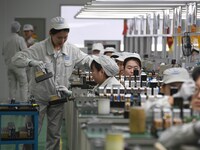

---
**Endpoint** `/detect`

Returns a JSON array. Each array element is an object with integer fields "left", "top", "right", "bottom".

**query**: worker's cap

[
  {"left": 111, "top": 52, "right": 121, "bottom": 58},
  {"left": 23, "top": 24, "right": 34, "bottom": 31},
  {"left": 163, "top": 67, "right": 190, "bottom": 84},
  {"left": 91, "top": 55, "right": 119, "bottom": 77},
  {"left": 115, "top": 55, "right": 124, "bottom": 62},
  {"left": 92, "top": 43, "right": 104, "bottom": 52},
  {"left": 50, "top": 17, "right": 69, "bottom": 30},
  {"left": 104, "top": 47, "right": 116, "bottom": 54},
  {"left": 123, "top": 52, "right": 142, "bottom": 67},
  {"left": 11, "top": 21, "right": 21, "bottom": 33},
  {"left": 192, "top": 48, "right": 200, "bottom": 53}
]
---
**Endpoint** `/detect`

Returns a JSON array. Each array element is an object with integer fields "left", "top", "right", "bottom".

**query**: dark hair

[
  {"left": 123, "top": 57, "right": 141, "bottom": 69},
  {"left": 90, "top": 60, "right": 109, "bottom": 78},
  {"left": 90, "top": 60, "right": 102, "bottom": 71},
  {"left": 192, "top": 66, "right": 200, "bottom": 81},
  {"left": 49, "top": 28, "right": 70, "bottom": 35}
]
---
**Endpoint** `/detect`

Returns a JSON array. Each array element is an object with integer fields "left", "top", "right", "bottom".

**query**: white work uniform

[
  {"left": 93, "top": 76, "right": 124, "bottom": 94},
  {"left": 12, "top": 37, "right": 91, "bottom": 150},
  {"left": 2, "top": 33, "right": 28, "bottom": 101}
]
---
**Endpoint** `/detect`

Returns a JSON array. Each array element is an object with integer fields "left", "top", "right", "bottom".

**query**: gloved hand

[
  {"left": 173, "top": 79, "right": 196, "bottom": 101},
  {"left": 29, "top": 60, "right": 45, "bottom": 68},
  {"left": 56, "top": 85, "right": 72, "bottom": 97},
  {"left": 155, "top": 122, "right": 199, "bottom": 149}
]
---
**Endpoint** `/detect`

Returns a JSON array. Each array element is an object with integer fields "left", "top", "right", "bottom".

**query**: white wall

[{"left": 0, "top": 0, "right": 89, "bottom": 100}]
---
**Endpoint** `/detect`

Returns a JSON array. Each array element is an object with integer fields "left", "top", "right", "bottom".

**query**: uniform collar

[{"left": 46, "top": 37, "right": 69, "bottom": 56}]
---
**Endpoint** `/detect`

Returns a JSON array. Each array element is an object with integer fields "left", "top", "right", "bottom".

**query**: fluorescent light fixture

[{"left": 75, "top": 0, "right": 199, "bottom": 19}]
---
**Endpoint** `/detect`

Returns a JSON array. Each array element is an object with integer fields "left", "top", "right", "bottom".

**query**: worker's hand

[
  {"left": 155, "top": 122, "right": 199, "bottom": 149},
  {"left": 173, "top": 79, "right": 196, "bottom": 101},
  {"left": 56, "top": 85, "right": 72, "bottom": 97},
  {"left": 29, "top": 60, "right": 45, "bottom": 68}
]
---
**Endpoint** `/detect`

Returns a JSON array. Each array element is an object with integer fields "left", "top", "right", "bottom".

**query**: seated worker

[
  {"left": 123, "top": 52, "right": 142, "bottom": 76},
  {"left": 144, "top": 68, "right": 194, "bottom": 110},
  {"left": 91, "top": 43, "right": 104, "bottom": 56},
  {"left": 160, "top": 67, "right": 191, "bottom": 96},
  {"left": 143, "top": 67, "right": 195, "bottom": 125},
  {"left": 103, "top": 47, "right": 116, "bottom": 57},
  {"left": 90, "top": 55, "right": 124, "bottom": 95},
  {"left": 155, "top": 66, "right": 200, "bottom": 150}
]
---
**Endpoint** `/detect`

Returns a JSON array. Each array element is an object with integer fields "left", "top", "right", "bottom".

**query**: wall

[{"left": 0, "top": 0, "right": 89, "bottom": 100}]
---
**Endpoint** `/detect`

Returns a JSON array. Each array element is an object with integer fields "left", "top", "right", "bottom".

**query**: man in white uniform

[
  {"left": 23, "top": 24, "right": 37, "bottom": 47},
  {"left": 23, "top": 24, "right": 38, "bottom": 82},
  {"left": 2, "top": 21, "right": 28, "bottom": 101},
  {"left": 12, "top": 17, "right": 92, "bottom": 150}
]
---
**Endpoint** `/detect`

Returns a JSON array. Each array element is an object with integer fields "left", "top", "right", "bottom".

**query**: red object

[
  {"left": 166, "top": 27, "right": 173, "bottom": 50},
  {"left": 122, "top": 19, "right": 128, "bottom": 36}
]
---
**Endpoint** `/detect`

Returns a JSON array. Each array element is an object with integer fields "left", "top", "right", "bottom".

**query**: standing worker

[
  {"left": 12, "top": 16, "right": 92, "bottom": 150},
  {"left": 23, "top": 24, "right": 38, "bottom": 47},
  {"left": 23, "top": 24, "right": 38, "bottom": 82},
  {"left": 2, "top": 21, "right": 28, "bottom": 101}
]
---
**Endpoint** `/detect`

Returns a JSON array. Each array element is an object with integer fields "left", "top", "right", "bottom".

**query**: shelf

[{"left": 0, "top": 109, "right": 38, "bottom": 150}]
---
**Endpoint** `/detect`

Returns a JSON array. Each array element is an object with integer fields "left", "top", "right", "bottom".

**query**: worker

[
  {"left": 115, "top": 54, "right": 124, "bottom": 76},
  {"left": 90, "top": 55, "right": 124, "bottom": 95},
  {"left": 23, "top": 24, "right": 38, "bottom": 82},
  {"left": 103, "top": 47, "right": 116, "bottom": 57},
  {"left": 91, "top": 42, "right": 104, "bottom": 56},
  {"left": 155, "top": 66, "right": 200, "bottom": 150},
  {"left": 160, "top": 67, "right": 191, "bottom": 96},
  {"left": 23, "top": 24, "right": 37, "bottom": 47},
  {"left": 2, "top": 21, "right": 28, "bottom": 101},
  {"left": 12, "top": 16, "right": 92, "bottom": 150},
  {"left": 144, "top": 67, "right": 194, "bottom": 113},
  {"left": 123, "top": 52, "right": 142, "bottom": 76}
]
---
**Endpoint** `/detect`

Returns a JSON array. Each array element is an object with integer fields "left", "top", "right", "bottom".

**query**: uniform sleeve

[
  {"left": 12, "top": 43, "right": 42, "bottom": 68},
  {"left": 74, "top": 47, "right": 93, "bottom": 67}
]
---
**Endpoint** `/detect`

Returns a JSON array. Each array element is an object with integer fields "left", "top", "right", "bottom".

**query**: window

[{"left": 61, "top": 6, "right": 124, "bottom": 50}]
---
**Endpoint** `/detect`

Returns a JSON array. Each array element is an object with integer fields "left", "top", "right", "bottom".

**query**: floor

[{"left": 0, "top": 115, "right": 68, "bottom": 150}]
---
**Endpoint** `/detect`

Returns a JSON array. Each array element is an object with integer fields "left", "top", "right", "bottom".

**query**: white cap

[
  {"left": 111, "top": 52, "right": 121, "bottom": 58},
  {"left": 115, "top": 55, "right": 124, "bottom": 62},
  {"left": 115, "top": 51, "right": 133, "bottom": 62},
  {"left": 124, "top": 52, "right": 142, "bottom": 67},
  {"left": 23, "top": 24, "right": 34, "bottom": 31},
  {"left": 50, "top": 17, "right": 69, "bottom": 30},
  {"left": 92, "top": 43, "right": 104, "bottom": 52},
  {"left": 162, "top": 67, "right": 190, "bottom": 84},
  {"left": 92, "top": 55, "right": 119, "bottom": 77},
  {"left": 104, "top": 47, "right": 116, "bottom": 54},
  {"left": 11, "top": 21, "right": 21, "bottom": 33}
]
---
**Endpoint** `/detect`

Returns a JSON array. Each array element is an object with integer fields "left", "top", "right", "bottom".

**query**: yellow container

[
  {"left": 129, "top": 106, "right": 146, "bottom": 133},
  {"left": 105, "top": 133, "right": 124, "bottom": 150}
]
